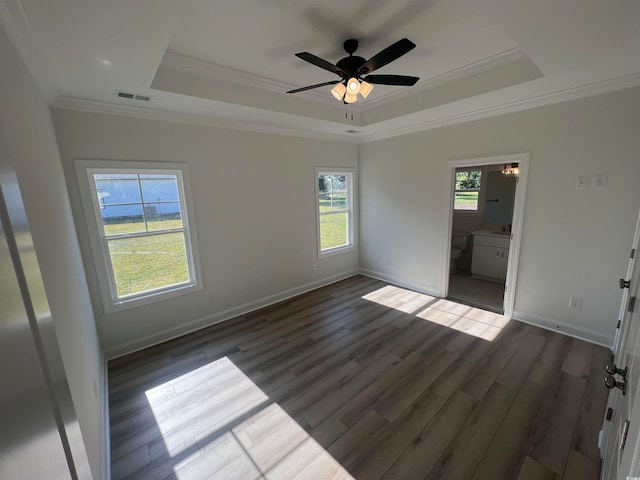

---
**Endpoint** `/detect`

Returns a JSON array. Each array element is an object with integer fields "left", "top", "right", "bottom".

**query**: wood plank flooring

[{"left": 109, "top": 275, "right": 611, "bottom": 480}]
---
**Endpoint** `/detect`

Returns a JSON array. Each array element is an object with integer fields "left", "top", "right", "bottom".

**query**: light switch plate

[
  {"left": 593, "top": 175, "right": 607, "bottom": 189},
  {"left": 576, "top": 176, "right": 587, "bottom": 189}
]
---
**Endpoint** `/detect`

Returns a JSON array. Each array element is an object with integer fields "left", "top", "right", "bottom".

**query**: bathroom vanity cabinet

[{"left": 471, "top": 230, "right": 510, "bottom": 283}]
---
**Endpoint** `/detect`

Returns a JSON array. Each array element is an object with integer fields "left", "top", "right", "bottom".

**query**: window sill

[
  {"left": 319, "top": 244, "right": 355, "bottom": 259},
  {"left": 103, "top": 282, "right": 203, "bottom": 314},
  {"left": 453, "top": 210, "right": 482, "bottom": 216}
]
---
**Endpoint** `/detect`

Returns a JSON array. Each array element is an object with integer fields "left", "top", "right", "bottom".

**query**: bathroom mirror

[{"left": 484, "top": 171, "right": 516, "bottom": 225}]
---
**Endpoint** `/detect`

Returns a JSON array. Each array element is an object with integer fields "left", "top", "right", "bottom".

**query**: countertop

[{"left": 472, "top": 229, "right": 511, "bottom": 238}]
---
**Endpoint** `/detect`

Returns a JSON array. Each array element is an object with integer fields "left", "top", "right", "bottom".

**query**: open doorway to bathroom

[{"left": 441, "top": 153, "right": 529, "bottom": 318}]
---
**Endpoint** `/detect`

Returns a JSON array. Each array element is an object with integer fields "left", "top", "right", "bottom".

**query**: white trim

[
  {"left": 75, "top": 160, "right": 204, "bottom": 314},
  {"left": 613, "top": 206, "right": 640, "bottom": 355},
  {"left": 359, "top": 269, "right": 440, "bottom": 298},
  {"left": 442, "top": 153, "right": 530, "bottom": 319},
  {"left": 365, "top": 47, "right": 527, "bottom": 108},
  {"left": 512, "top": 309, "right": 614, "bottom": 347},
  {"left": 52, "top": 97, "right": 360, "bottom": 144},
  {"left": 360, "top": 73, "right": 640, "bottom": 143},
  {"left": 101, "top": 358, "right": 110, "bottom": 480},
  {"left": 50, "top": 72, "right": 640, "bottom": 145},
  {"left": 161, "top": 51, "right": 338, "bottom": 108},
  {"left": 50, "top": 75, "right": 640, "bottom": 146},
  {"left": 160, "top": 48, "right": 527, "bottom": 110},
  {"left": 360, "top": 269, "right": 613, "bottom": 347},
  {"left": 315, "top": 167, "right": 357, "bottom": 259},
  {"left": 162, "top": 51, "right": 294, "bottom": 93},
  {"left": 104, "top": 269, "right": 359, "bottom": 360}
]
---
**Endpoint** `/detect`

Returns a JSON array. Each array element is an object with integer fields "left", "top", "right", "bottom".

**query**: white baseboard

[
  {"left": 359, "top": 270, "right": 614, "bottom": 348},
  {"left": 101, "top": 358, "right": 110, "bottom": 480},
  {"left": 512, "top": 309, "right": 614, "bottom": 347},
  {"left": 359, "top": 268, "right": 440, "bottom": 297},
  {"left": 104, "top": 269, "right": 359, "bottom": 360}
]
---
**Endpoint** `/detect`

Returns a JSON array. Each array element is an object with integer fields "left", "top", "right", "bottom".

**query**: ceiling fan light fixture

[
  {"left": 347, "top": 77, "right": 361, "bottom": 95},
  {"left": 331, "top": 83, "right": 346, "bottom": 100},
  {"left": 359, "top": 80, "right": 373, "bottom": 98},
  {"left": 344, "top": 93, "right": 358, "bottom": 104},
  {"left": 502, "top": 163, "right": 520, "bottom": 177}
]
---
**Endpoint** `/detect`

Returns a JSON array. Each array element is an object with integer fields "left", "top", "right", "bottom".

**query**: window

[
  {"left": 316, "top": 169, "right": 355, "bottom": 256},
  {"left": 454, "top": 168, "right": 482, "bottom": 212},
  {"left": 75, "top": 161, "right": 201, "bottom": 312}
]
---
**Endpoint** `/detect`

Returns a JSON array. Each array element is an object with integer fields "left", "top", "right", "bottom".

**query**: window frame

[
  {"left": 453, "top": 167, "right": 483, "bottom": 215},
  {"left": 75, "top": 160, "right": 203, "bottom": 313},
  {"left": 315, "top": 167, "right": 356, "bottom": 258}
]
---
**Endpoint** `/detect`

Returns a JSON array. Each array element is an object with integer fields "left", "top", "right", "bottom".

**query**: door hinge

[
  {"left": 617, "top": 320, "right": 621, "bottom": 329},
  {"left": 632, "top": 248, "right": 636, "bottom": 259},
  {"left": 620, "top": 419, "right": 630, "bottom": 450},
  {"left": 629, "top": 296, "right": 637, "bottom": 313},
  {"left": 606, "top": 407, "right": 613, "bottom": 421}
]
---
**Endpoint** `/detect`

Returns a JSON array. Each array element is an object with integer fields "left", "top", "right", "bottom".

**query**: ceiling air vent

[
  {"left": 115, "top": 90, "right": 152, "bottom": 102},
  {"left": 345, "top": 130, "right": 361, "bottom": 134}
]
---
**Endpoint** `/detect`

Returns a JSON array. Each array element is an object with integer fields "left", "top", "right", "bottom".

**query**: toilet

[{"left": 450, "top": 232, "right": 470, "bottom": 274}]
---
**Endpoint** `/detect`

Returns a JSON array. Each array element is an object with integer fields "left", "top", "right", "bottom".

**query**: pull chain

[{"left": 344, "top": 103, "right": 354, "bottom": 121}]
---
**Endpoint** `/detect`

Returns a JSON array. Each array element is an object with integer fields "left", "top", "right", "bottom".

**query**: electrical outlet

[
  {"left": 312, "top": 263, "right": 317, "bottom": 271},
  {"left": 576, "top": 176, "right": 587, "bottom": 189},
  {"left": 208, "top": 292, "right": 215, "bottom": 302},
  {"left": 569, "top": 296, "right": 582, "bottom": 310}
]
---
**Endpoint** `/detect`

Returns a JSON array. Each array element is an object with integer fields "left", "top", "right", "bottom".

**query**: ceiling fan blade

[
  {"left": 286, "top": 80, "right": 341, "bottom": 94},
  {"left": 363, "top": 74, "right": 419, "bottom": 86},
  {"left": 295, "top": 52, "right": 346, "bottom": 76},
  {"left": 357, "top": 38, "right": 416, "bottom": 75}
]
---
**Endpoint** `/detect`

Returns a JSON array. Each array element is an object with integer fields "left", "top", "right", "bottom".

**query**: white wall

[
  {"left": 360, "top": 87, "right": 640, "bottom": 345},
  {"left": 52, "top": 110, "right": 359, "bottom": 356},
  {"left": 0, "top": 26, "right": 104, "bottom": 479}
]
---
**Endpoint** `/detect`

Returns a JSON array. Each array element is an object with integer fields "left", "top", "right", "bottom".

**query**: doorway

[{"left": 440, "top": 153, "right": 530, "bottom": 318}]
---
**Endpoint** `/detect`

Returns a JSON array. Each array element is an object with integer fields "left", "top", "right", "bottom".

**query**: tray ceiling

[{"left": 4, "top": 0, "right": 639, "bottom": 142}]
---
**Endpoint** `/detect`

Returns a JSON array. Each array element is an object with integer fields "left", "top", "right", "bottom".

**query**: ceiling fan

[{"left": 286, "top": 38, "right": 419, "bottom": 103}]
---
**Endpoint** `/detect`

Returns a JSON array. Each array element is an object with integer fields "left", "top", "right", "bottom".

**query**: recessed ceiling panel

[{"left": 167, "top": 0, "right": 520, "bottom": 102}]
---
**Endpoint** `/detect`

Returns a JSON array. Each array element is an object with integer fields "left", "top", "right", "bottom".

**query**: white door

[
  {"left": 618, "top": 300, "right": 640, "bottom": 477},
  {"left": 601, "top": 209, "right": 640, "bottom": 480}
]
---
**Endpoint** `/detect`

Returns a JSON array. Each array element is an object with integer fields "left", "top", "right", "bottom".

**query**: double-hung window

[
  {"left": 454, "top": 168, "right": 482, "bottom": 212},
  {"left": 316, "top": 168, "right": 355, "bottom": 256},
  {"left": 75, "top": 160, "right": 202, "bottom": 312}
]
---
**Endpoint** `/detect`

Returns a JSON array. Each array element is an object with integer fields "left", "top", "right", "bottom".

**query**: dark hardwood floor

[{"left": 108, "top": 275, "right": 611, "bottom": 480}]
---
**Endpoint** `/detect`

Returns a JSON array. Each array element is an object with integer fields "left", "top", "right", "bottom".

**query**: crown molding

[
  {"left": 162, "top": 51, "right": 291, "bottom": 94},
  {"left": 161, "top": 48, "right": 528, "bottom": 112},
  {"left": 0, "top": 0, "right": 56, "bottom": 102},
  {"left": 364, "top": 47, "right": 528, "bottom": 109},
  {"left": 360, "top": 72, "right": 640, "bottom": 143},
  {"left": 51, "top": 97, "right": 359, "bottom": 144},
  {"left": 51, "top": 71, "right": 640, "bottom": 146},
  {"left": 161, "top": 51, "right": 342, "bottom": 108}
]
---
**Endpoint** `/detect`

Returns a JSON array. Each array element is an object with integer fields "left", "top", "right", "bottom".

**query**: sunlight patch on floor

[
  {"left": 144, "top": 357, "right": 354, "bottom": 479},
  {"left": 361, "top": 285, "right": 436, "bottom": 313},
  {"left": 416, "top": 301, "right": 509, "bottom": 341},
  {"left": 362, "top": 285, "right": 509, "bottom": 341}
]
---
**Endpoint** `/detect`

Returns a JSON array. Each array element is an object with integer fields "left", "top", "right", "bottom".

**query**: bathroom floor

[{"left": 448, "top": 270, "right": 505, "bottom": 313}]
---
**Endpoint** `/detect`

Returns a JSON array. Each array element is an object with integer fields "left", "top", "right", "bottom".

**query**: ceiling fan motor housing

[
  {"left": 286, "top": 38, "right": 418, "bottom": 95},
  {"left": 336, "top": 56, "right": 368, "bottom": 79}
]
